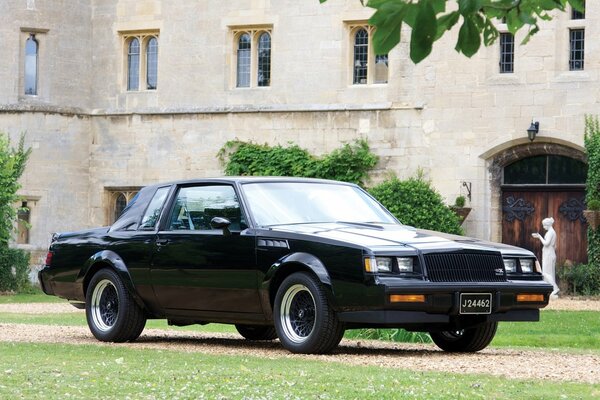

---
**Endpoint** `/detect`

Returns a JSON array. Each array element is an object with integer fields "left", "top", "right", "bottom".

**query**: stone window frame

[
  {"left": 346, "top": 23, "right": 389, "bottom": 86},
  {"left": 230, "top": 25, "right": 273, "bottom": 89},
  {"left": 20, "top": 27, "right": 49, "bottom": 99},
  {"left": 106, "top": 188, "right": 141, "bottom": 225},
  {"left": 564, "top": 4, "right": 586, "bottom": 72},
  {"left": 120, "top": 30, "right": 160, "bottom": 92}
]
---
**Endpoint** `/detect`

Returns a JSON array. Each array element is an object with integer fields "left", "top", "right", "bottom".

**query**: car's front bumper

[{"left": 337, "top": 279, "right": 552, "bottom": 330}]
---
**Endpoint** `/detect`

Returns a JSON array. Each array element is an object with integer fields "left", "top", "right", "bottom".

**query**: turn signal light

[
  {"left": 516, "top": 294, "right": 544, "bottom": 302},
  {"left": 390, "top": 294, "right": 425, "bottom": 303}
]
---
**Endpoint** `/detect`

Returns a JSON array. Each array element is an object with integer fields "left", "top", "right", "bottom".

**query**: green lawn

[
  {"left": 0, "top": 342, "right": 597, "bottom": 400},
  {"left": 0, "top": 291, "right": 65, "bottom": 304}
]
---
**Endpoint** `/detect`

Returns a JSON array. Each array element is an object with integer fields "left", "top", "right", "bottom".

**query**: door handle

[{"left": 156, "top": 238, "right": 170, "bottom": 246}]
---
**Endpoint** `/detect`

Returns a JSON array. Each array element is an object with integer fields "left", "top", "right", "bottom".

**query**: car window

[
  {"left": 167, "top": 185, "right": 246, "bottom": 231},
  {"left": 138, "top": 186, "right": 170, "bottom": 230}
]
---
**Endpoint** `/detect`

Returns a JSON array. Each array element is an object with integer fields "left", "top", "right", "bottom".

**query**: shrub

[
  {"left": 585, "top": 116, "right": 600, "bottom": 268},
  {"left": 454, "top": 195, "right": 466, "bottom": 208},
  {"left": 218, "top": 139, "right": 377, "bottom": 186},
  {"left": 558, "top": 263, "right": 600, "bottom": 296},
  {"left": 0, "top": 246, "right": 31, "bottom": 293},
  {"left": 368, "top": 174, "right": 463, "bottom": 235}
]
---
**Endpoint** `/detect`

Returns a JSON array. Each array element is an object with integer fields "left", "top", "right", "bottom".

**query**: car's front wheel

[
  {"left": 429, "top": 321, "right": 498, "bottom": 352},
  {"left": 274, "top": 272, "right": 344, "bottom": 354},
  {"left": 235, "top": 324, "right": 277, "bottom": 341},
  {"left": 85, "top": 268, "right": 146, "bottom": 342}
]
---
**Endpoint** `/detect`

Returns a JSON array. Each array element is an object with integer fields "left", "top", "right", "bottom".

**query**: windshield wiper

[{"left": 335, "top": 221, "right": 385, "bottom": 230}]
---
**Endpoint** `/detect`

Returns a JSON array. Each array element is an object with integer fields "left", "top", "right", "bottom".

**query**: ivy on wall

[
  {"left": 218, "top": 139, "right": 377, "bottom": 187},
  {"left": 585, "top": 116, "right": 600, "bottom": 270}
]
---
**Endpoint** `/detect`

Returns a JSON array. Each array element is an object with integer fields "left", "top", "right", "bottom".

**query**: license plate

[{"left": 459, "top": 293, "right": 492, "bottom": 314}]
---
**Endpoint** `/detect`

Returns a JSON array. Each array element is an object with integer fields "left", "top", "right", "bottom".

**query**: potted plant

[
  {"left": 450, "top": 195, "right": 471, "bottom": 225},
  {"left": 584, "top": 199, "right": 600, "bottom": 230}
]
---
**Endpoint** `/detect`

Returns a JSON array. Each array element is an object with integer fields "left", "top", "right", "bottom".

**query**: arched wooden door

[{"left": 501, "top": 155, "right": 588, "bottom": 266}]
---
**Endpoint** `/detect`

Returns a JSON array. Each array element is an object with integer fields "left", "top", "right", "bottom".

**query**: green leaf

[
  {"left": 435, "top": 11, "right": 460, "bottom": 41},
  {"left": 410, "top": 0, "right": 437, "bottom": 63},
  {"left": 369, "top": 1, "right": 407, "bottom": 55},
  {"left": 458, "top": 0, "right": 482, "bottom": 16},
  {"left": 569, "top": 0, "right": 585, "bottom": 13},
  {"left": 482, "top": 17, "right": 499, "bottom": 46},
  {"left": 455, "top": 16, "right": 481, "bottom": 57}
]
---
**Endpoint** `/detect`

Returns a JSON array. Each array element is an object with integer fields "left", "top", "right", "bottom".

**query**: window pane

[
  {"left": 114, "top": 193, "right": 127, "bottom": 222},
  {"left": 374, "top": 54, "right": 388, "bottom": 84},
  {"left": 168, "top": 185, "right": 241, "bottom": 231},
  {"left": 548, "top": 156, "right": 587, "bottom": 184},
  {"left": 257, "top": 32, "right": 271, "bottom": 87},
  {"left": 146, "top": 37, "right": 158, "bottom": 90},
  {"left": 499, "top": 33, "right": 514, "bottom": 73},
  {"left": 237, "top": 34, "right": 251, "bottom": 88},
  {"left": 139, "top": 186, "right": 169, "bottom": 230},
  {"left": 572, "top": 1, "right": 585, "bottom": 19},
  {"left": 569, "top": 29, "right": 585, "bottom": 71},
  {"left": 24, "top": 35, "right": 38, "bottom": 95},
  {"left": 17, "top": 202, "right": 30, "bottom": 245},
  {"left": 504, "top": 156, "right": 547, "bottom": 184},
  {"left": 127, "top": 38, "right": 140, "bottom": 91},
  {"left": 353, "top": 28, "right": 368, "bottom": 85}
]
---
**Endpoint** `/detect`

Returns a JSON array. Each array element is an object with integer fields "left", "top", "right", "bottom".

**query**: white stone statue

[{"left": 532, "top": 217, "right": 559, "bottom": 297}]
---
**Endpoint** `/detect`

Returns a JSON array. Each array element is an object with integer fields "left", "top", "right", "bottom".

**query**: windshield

[{"left": 242, "top": 182, "right": 398, "bottom": 227}]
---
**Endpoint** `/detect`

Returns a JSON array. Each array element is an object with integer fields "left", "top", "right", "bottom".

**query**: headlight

[
  {"left": 503, "top": 259, "right": 517, "bottom": 273},
  {"left": 520, "top": 259, "right": 534, "bottom": 273},
  {"left": 396, "top": 257, "right": 414, "bottom": 273},
  {"left": 364, "top": 257, "right": 393, "bottom": 273},
  {"left": 374, "top": 257, "right": 393, "bottom": 273}
]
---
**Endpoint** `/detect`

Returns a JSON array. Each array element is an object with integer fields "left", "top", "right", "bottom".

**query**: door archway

[{"left": 488, "top": 143, "right": 588, "bottom": 266}]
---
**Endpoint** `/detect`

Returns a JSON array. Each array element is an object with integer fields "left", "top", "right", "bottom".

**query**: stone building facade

[{"left": 0, "top": 0, "right": 594, "bottom": 266}]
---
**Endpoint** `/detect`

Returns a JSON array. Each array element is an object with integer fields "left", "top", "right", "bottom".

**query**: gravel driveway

[{"left": 1, "top": 299, "right": 599, "bottom": 384}]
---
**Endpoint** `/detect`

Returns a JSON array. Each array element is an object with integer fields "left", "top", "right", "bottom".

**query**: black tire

[
  {"left": 273, "top": 272, "right": 344, "bottom": 354},
  {"left": 429, "top": 321, "right": 498, "bottom": 352},
  {"left": 85, "top": 268, "right": 146, "bottom": 342},
  {"left": 235, "top": 324, "right": 278, "bottom": 341}
]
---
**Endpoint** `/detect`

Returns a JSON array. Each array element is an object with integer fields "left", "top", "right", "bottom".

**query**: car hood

[{"left": 268, "top": 222, "right": 533, "bottom": 256}]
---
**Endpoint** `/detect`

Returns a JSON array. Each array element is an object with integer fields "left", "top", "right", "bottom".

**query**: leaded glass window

[
  {"left": 572, "top": 1, "right": 585, "bottom": 19},
  {"left": 146, "top": 37, "right": 158, "bottom": 90},
  {"left": 504, "top": 155, "right": 587, "bottom": 185},
  {"left": 569, "top": 29, "right": 585, "bottom": 71},
  {"left": 257, "top": 32, "right": 271, "bottom": 87},
  {"left": 374, "top": 54, "right": 388, "bottom": 84},
  {"left": 127, "top": 38, "right": 140, "bottom": 91},
  {"left": 24, "top": 35, "right": 38, "bottom": 95},
  {"left": 237, "top": 34, "right": 251, "bottom": 88},
  {"left": 114, "top": 193, "right": 127, "bottom": 222},
  {"left": 499, "top": 32, "right": 514, "bottom": 73},
  {"left": 353, "top": 29, "right": 368, "bottom": 84}
]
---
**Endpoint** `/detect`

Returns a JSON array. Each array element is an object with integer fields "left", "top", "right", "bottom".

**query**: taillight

[{"left": 45, "top": 251, "right": 53, "bottom": 266}]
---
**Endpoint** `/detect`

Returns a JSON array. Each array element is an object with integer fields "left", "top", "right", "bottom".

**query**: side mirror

[{"left": 210, "top": 217, "right": 231, "bottom": 236}]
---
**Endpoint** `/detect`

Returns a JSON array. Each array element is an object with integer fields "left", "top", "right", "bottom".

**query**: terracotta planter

[
  {"left": 451, "top": 207, "right": 472, "bottom": 225},
  {"left": 583, "top": 210, "right": 600, "bottom": 229}
]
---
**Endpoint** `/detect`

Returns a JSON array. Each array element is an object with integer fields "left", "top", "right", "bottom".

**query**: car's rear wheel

[
  {"left": 85, "top": 268, "right": 146, "bottom": 342},
  {"left": 429, "top": 321, "right": 498, "bottom": 352},
  {"left": 235, "top": 324, "right": 277, "bottom": 341},
  {"left": 274, "top": 272, "right": 344, "bottom": 354}
]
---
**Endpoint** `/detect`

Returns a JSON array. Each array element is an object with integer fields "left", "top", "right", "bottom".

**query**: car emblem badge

[{"left": 495, "top": 268, "right": 504, "bottom": 275}]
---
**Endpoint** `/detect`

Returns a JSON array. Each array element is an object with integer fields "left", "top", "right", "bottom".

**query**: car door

[{"left": 150, "top": 183, "right": 261, "bottom": 314}]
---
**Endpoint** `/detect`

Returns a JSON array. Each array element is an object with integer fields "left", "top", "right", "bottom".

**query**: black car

[{"left": 39, "top": 177, "right": 552, "bottom": 354}]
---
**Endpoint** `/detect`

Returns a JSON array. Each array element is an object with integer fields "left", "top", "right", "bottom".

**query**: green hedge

[
  {"left": 218, "top": 139, "right": 377, "bottom": 186},
  {"left": 559, "top": 263, "right": 600, "bottom": 296},
  {"left": 0, "top": 246, "right": 31, "bottom": 293},
  {"left": 368, "top": 175, "right": 463, "bottom": 235}
]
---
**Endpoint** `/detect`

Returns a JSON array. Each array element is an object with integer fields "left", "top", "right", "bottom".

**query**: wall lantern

[{"left": 527, "top": 121, "right": 540, "bottom": 142}]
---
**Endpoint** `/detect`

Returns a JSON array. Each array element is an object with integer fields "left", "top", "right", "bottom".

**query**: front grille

[{"left": 423, "top": 252, "right": 507, "bottom": 282}]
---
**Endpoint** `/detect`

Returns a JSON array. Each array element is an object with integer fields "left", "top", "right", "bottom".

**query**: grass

[
  {"left": 0, "top": 289, "right": 64, "bottom": 304},
  {"left": 0, "top": 342, "right": 598, "bottom": 399}
]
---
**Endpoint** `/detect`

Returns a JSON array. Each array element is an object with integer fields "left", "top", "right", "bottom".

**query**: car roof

[{"left": 142, "top": 176, "right": 358, "bottom": 190}]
